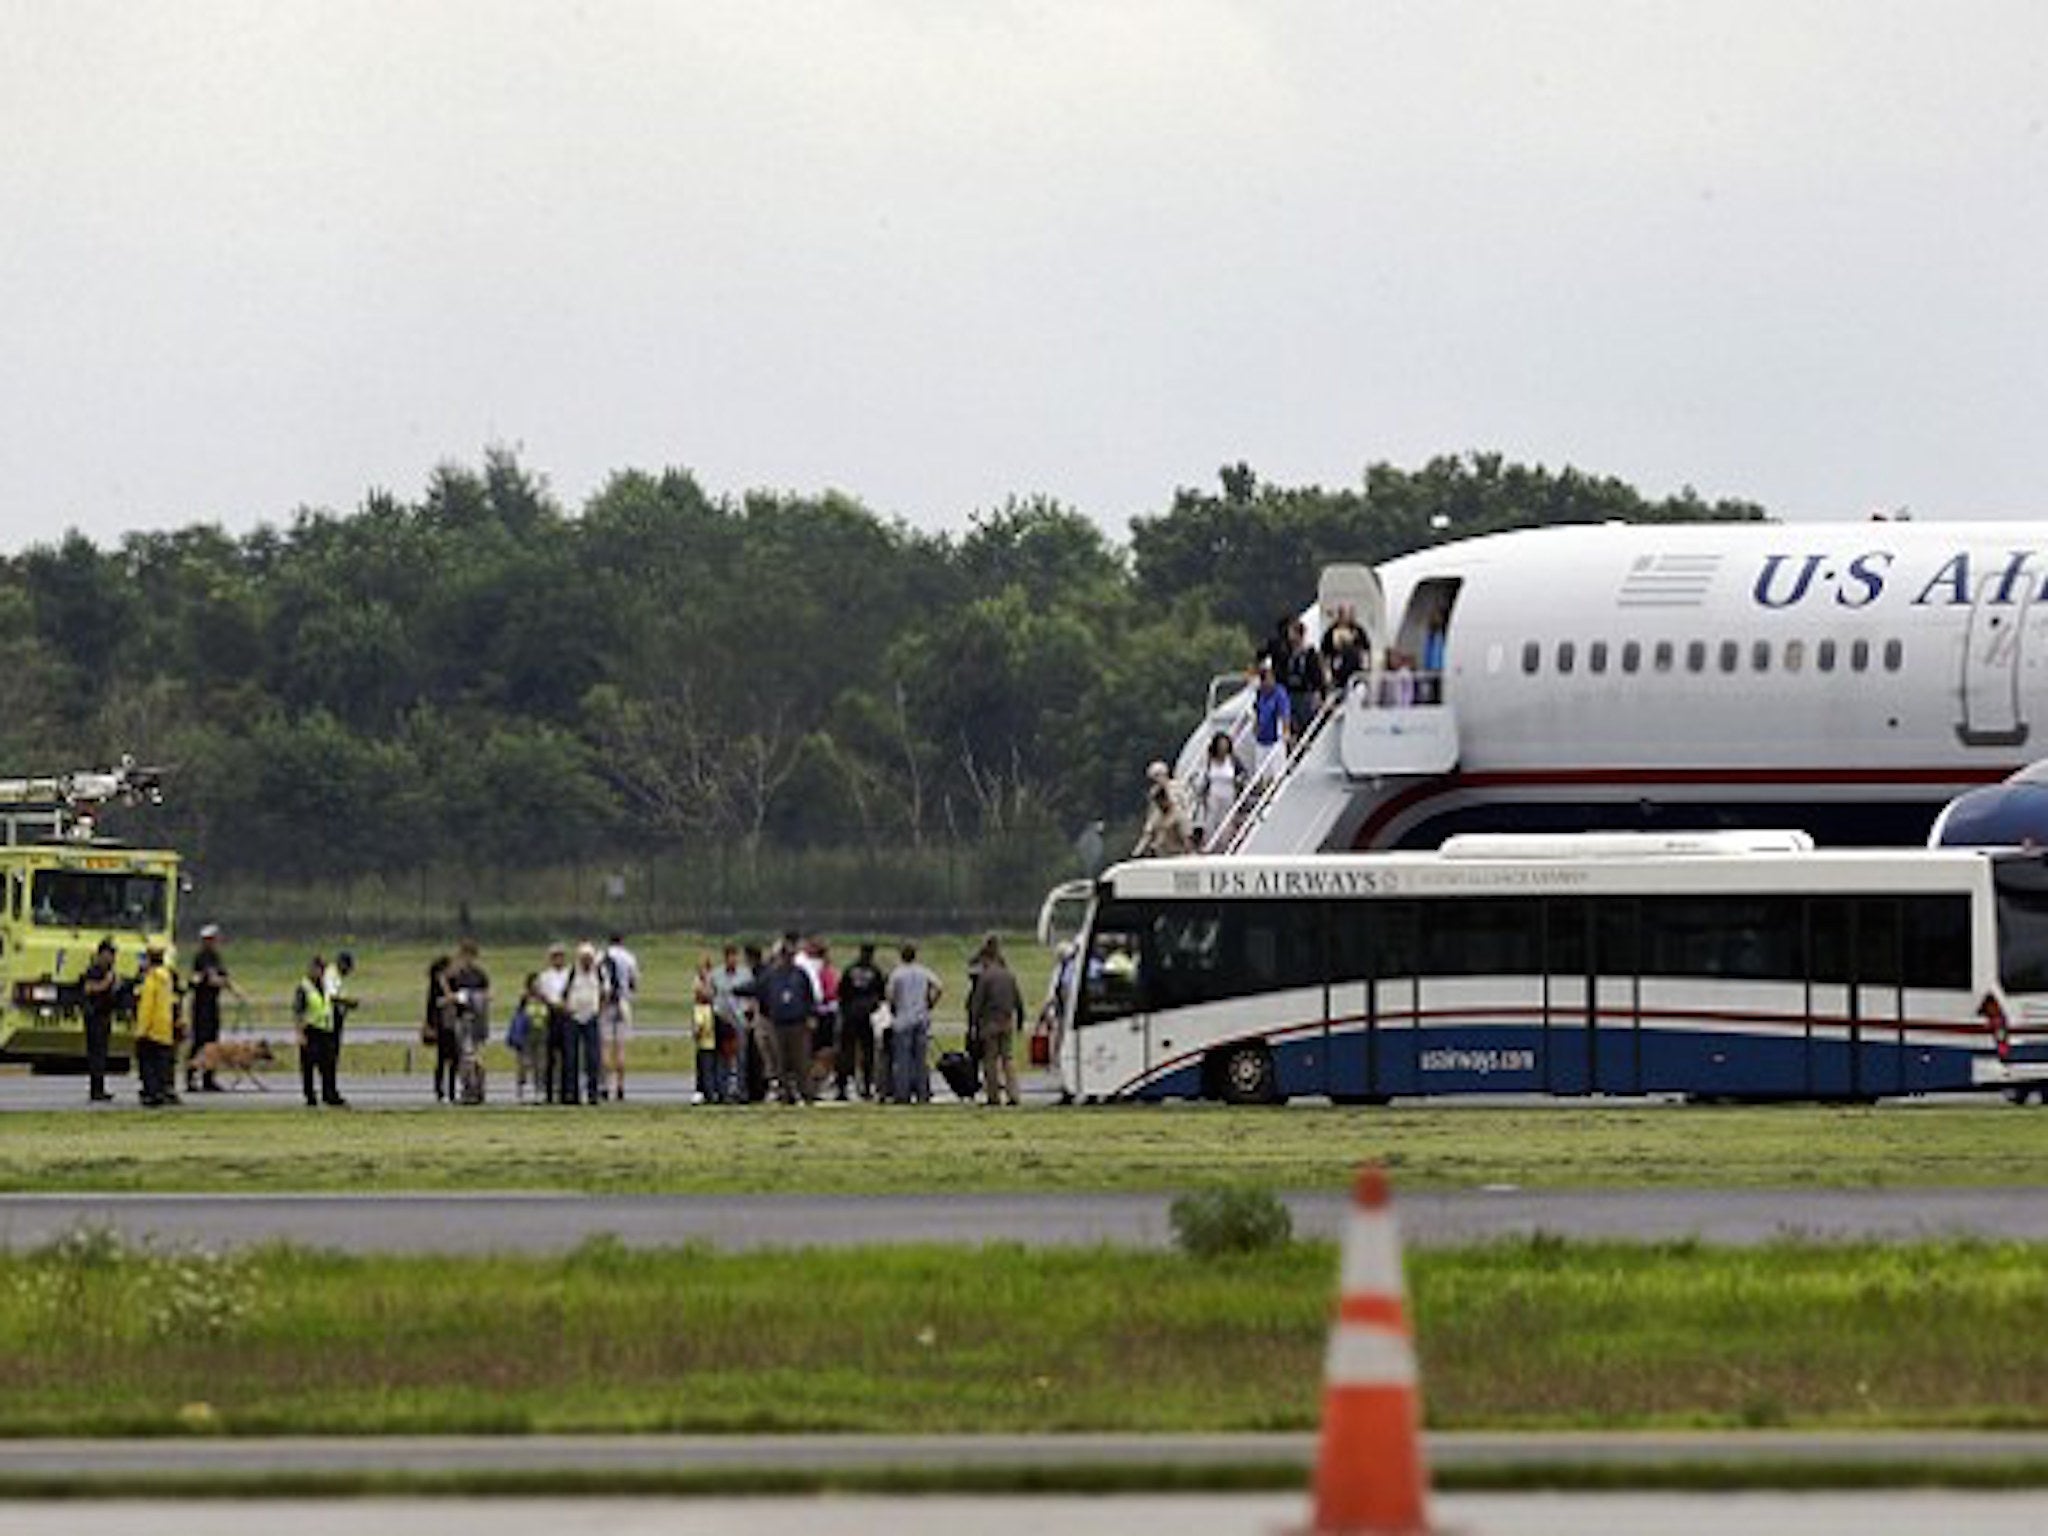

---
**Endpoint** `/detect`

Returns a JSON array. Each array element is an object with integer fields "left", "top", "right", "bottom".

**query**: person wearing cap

[
  {"left": 1134, "top": 760, "right": 1196, "bottom": 857},
  {"left": 133, "top": 941, "right": 181, "bottom": 1108},
  {"left": 966, "top": 934, "right": 1025, "bottom": 1107},
  {"left": 186, "top": 923, "right": 243, "bottom": 1094}
]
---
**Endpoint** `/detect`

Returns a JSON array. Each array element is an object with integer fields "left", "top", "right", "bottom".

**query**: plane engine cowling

[{"left": 1928, "top": 763, "right": 2048, "bottom": 848}]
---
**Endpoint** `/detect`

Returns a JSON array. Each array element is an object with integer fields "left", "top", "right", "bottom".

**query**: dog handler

[{"left": 186, "top": 923, "right": 245, "bottom": 1094}]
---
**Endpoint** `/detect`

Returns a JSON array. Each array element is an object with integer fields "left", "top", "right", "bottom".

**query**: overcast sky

[{"left": 4, "top": 1, "right": 2047, "bottom": 548}]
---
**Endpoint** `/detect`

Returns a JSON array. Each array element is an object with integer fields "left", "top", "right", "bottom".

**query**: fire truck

[{"left": 0, "top": 761, "right": 178, "bottom": 1070}]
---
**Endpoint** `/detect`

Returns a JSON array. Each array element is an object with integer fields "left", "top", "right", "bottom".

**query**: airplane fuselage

[{"left": 1357, "top": 521, "right": 2047, "bottom": 847}]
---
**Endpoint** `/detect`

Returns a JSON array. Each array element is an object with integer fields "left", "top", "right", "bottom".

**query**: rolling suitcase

[{"left": 937, "top": 1049, "right": 978, "bottom": 1101}]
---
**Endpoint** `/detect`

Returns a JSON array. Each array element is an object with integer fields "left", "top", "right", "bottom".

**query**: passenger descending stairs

[{"left": 1207, "top": 681, "right": 1462, "bottom": 855}]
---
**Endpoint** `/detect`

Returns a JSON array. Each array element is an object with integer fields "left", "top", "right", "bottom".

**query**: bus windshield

[
  {"left": 1996, "top": 862, "right": 2048, "bottom": 993},
  {"left": 28, "top": 870, "right": 168, "bottom": 932}
]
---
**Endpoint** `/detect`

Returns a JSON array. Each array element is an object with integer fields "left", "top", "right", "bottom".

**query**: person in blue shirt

[
  {"left": 1250, "top": 659, "right": 1293, "bottom": 787},
  {"left": 1420, "top": 622, "right": 1448, "bottom": 704}
]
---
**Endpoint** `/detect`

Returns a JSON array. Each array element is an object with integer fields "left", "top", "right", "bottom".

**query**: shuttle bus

[{"left": 1047, "top": 834, "right": 2048, "bottom": 1103}]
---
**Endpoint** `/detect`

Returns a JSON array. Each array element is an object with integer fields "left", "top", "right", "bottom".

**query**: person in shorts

[{"left": 600, "top": 932, "right": 639, "bottom": 1102}]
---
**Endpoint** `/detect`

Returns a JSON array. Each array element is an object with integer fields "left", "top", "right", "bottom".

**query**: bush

[{"left": 1169, "top": 1186, "right": 1293, "bottom": 1259}]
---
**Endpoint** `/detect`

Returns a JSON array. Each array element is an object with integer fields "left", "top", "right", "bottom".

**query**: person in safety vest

[
  {"left": 133, "top": 941, "right": 181, "bottom": 1108},
  {"left": 294, "top": 953, "right": 346, "bottom": 1109}
]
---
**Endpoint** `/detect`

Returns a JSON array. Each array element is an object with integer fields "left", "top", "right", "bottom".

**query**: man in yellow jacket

[{"left": 133, "top": 941, "right": 181, "bottom": 1108}]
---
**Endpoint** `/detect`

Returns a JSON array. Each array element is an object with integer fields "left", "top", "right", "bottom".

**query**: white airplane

[{"left": 1183, "top": 519, "right": 2048, "bottom": 853}]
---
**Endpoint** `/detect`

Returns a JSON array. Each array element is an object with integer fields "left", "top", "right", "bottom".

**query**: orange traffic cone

[{"left": 1307, "top": 1164, "right": 1431, "bottom": 1535}]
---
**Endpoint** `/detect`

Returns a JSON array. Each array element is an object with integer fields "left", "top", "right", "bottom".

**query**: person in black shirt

[
  {"left": 186, "top": 923, "right": 244, "bottom": 1093},
  {"left": 79, "top": 938, "right": 118, "bottom": 1103},
  {"left": 425, "top": 954, "right": 457, "bottom": 1102},
  {"left": 835, "top": 942, "right": 887, "bottom": 1101},
  {"left": 447, "top": 940, "right": 492, "bottom": 1074},
  {"left": 1282, "top": 619, "right": 1327, "bottom": 735}
]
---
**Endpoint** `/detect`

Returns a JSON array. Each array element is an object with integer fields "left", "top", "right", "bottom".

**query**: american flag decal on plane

[{"left": 1618, "top": 552, "right": 1722, "bottom": 607}]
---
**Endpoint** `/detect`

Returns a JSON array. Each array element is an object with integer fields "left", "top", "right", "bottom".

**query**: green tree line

[{"left": 12, "top": 451, "right": 1762, "bottom": 895}]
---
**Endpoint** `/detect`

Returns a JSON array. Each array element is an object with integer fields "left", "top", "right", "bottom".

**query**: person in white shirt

[
  {"left": 562, "top": 944, "right": 604, "bottom": 1106},
  {"left": 1381, "top": 649, "right": 1417, "bottom": 708},
  {"left": 601, "top": 932, "right": 641, "bottom": 1102},
  {"left": 536, "top": 944, "right": 572, "bottom": 1104},
  {"left": 322, "top": 951, "right": 359, "bottom": 1055}
]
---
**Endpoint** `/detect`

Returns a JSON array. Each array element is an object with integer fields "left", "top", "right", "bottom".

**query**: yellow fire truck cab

[{"left": 0, "top": 763, "right": 177, "bottom": 1070}]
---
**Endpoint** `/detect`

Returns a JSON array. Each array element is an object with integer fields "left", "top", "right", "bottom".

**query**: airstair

[{"left": 1172, "top": 565, "right": 1462, "bottom": 855}]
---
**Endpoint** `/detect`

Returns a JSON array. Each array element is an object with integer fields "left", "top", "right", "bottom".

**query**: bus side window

[
  {"left": 1855, "top": 898, "right": 1901, "bottom": 988},
  {"left": 1421, "top": 898, "right": 1539, "bottom": 976},
  {"left": 1238, "top": 906, "right": 1324, "bottom": 993},
  {"left": 1593, "top": 898, "right": 1638, "bottom": 976},
  {"left": 1902, "top": 897, "right": 1970, "bottom": 989},
  {"left": 1809, "top": 899, "right": 1851, "bottom": 984},
  {"left": 1643, "top": 896, "right": 1802, "bottom": 979},
  {"left": 1149, "top": 906, "right": 1226, "bottom": 1009},
  {"left": 1330, "top": 901, "right": 1416, "bottom": 981},
  {"left": 1545, "top": 899, "right": 1589, "bottom": 974}
]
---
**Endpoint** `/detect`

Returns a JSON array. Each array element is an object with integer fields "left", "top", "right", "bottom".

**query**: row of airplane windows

[{"left": 1507, "top": 636, "right": 1908, "bottom": 678}]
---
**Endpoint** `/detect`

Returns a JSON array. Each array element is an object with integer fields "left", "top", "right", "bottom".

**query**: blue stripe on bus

[{"left": 1118, "top": 1013, "right": 1998, "bottom": 1100}]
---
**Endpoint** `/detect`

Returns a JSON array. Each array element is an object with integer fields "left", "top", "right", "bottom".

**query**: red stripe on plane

[{"left": 1353, "top": 765, "right": 2016, "bottom": 847}]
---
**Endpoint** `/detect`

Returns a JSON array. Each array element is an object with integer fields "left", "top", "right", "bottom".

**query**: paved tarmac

[
  {"left": 4, "top": 1492, "right": 2048, "bottom": 1535},
  {"left": 10, "top": 1429, "right": 2048, "bottom": 1478},
  {"left": 2, "top": 1185, "right": 2047, "bottom": 1253}
]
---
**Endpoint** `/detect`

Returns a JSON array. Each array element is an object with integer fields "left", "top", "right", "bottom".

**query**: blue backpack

[{"left": 766, "top": 965, "right": 811, "bottom": 1025}]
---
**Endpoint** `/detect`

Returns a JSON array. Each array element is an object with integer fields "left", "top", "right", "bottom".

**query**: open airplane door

[{"left": 1318, "top": 564, "right": 1386, "bottom": 658}]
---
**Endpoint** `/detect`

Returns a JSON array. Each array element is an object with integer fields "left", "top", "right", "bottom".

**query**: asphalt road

[
  {"left": 2, "top": 1186, "right": 2047, "bottom": 1253},
  {"left": 10, "top": 1494, "right": 2048, "bottom": 1536},
  {"left": 10, "top": 1428, "right": 2048, "bottom": 1478}
]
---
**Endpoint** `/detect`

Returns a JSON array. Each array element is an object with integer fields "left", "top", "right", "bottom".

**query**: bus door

[
  {"left": 1588, "top": 899, "right": 1640, "bottom": 1093},
  {"left": 1640, "top": 895, "right": 1804, "bottom": 1096},
  {"left": 1234, "top": 904, "right": 1330, "bottom": 1098},
  {"left": 1806, "top": 899, "right": 1853, "bottom": 1096},
  {"left": 1808, "top": 898, "right": 1906, "bottom": 1099},
  {"left": 1328, "top": 900, "right": 1416, "bottom": 1097},
  {"left": 1415, "top": 897, "right": 1545, "bottom": 1095},
  {"left": 1076, "top": 906, "right": 1150, "bottom": 1097},
  {"left": 1852, "top": 898, "right": 1905, "bottom": 1098},
  {"left": 1543, "top": 899, "right": 1593, "bottom": 1094}
]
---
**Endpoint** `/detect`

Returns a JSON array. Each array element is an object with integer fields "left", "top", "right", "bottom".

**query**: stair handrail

[{"left": 1214, "top": 680, "right": 1358, "bottom": 853}]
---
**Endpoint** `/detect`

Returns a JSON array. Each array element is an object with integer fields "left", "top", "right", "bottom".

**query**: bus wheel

[{"left": 1214, "top": 1044, "right": 1278, "bottom": 1105}]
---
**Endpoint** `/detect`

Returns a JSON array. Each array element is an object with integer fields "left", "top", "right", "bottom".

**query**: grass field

[
  {"left": 3, "top": 1234, "right": 2047, "bottom": 1436},
  {"left": 3, "top": 1103, "right": 2047, "bottom": 1194},
  {"left": 193, "top": 931, "right": 1051, "bottom": 1034}
]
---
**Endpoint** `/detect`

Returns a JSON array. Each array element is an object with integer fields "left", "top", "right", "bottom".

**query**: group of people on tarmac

[
  {"left": 84, "top": 924, "right": 359, "bottom": 1110},
  {"left": 71, "top": 924, "right": 1049, "bottom": 1111},
  {"left": 687, "top": 932, "right": 1031, "bottom": 1108},
  {"left": 494, "top": 933, "right": 640, "bottom": 1105}
]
